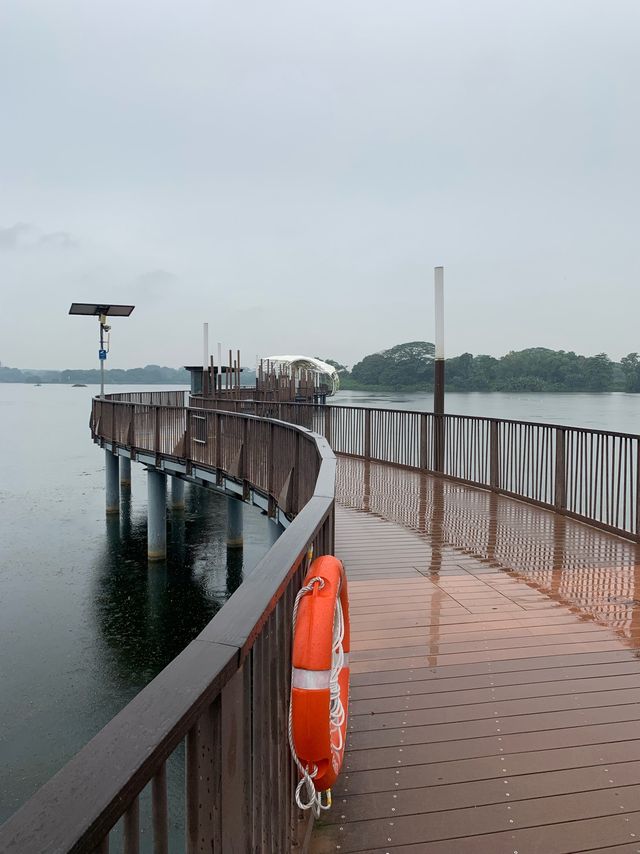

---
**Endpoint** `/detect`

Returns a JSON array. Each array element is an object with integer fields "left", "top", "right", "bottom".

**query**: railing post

[
  {"left": 154, "top": 406, "right": 160, "bottom": 454},
  {"left": 434, "top": 415, "right": 445, "bottom": 473},
  {"left": 221, "top": 663, "right": 252, "bottom": 852},
  {"left": 268, "top": 421, "right": 276, "bottom": 516},
  {"left": 324, "top": 405, "right": 332, "bottom": 446},
  {"left": 555, "top": 427, "right": 566, "bottom": 510},
  {"left": 216, "top": 412, "right": 223, "bottom": 472},
  {"left": 636, "top": 441, "right": 640, "bottom": 538},
  {"left": 490, "top": 420, "right": 500, "bottom": 490},
  {"left": 186, "top": 700, "right": 222, "bottom": 853},
  {"left": 184, "top": 410, "right": 191, "bottom": 469},
  {"left": 364, "top": 409, "right": 371, "bottom": 460},
  {"left": 294, "top": 431, "right": 301, "bottom": 512},
  {"left": 420, "top": 413, "right": 429, "bottom": 470}
]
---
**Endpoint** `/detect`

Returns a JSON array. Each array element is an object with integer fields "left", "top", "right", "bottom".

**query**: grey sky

[{"left": 1, "top": 0, "right": 639, "bottom": 370}]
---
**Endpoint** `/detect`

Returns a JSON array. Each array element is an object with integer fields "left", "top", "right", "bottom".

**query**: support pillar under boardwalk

[
  {"left": 105, "top": 450, "right": 119, "bottom": 515},
  {"left": 171, "top": 476, "right": 185, "bottom": 510},
  {"left": 227, "top": 496, "right": 244, "bottom": 548},
  {"left": 120, "top": 456, "right": 131, "bottom": 487},
  {"left": 147, "top": 468, "right": 167, "bottom": 561}
]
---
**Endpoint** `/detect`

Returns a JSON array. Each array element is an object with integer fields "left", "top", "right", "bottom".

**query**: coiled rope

[{"left": 287, "top": 549, "right": 346, "bottom": 817}]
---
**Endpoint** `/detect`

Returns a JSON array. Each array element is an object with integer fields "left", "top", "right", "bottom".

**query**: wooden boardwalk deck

[{"left": 311, "top": 458, "right": 640, "bottom": 854}]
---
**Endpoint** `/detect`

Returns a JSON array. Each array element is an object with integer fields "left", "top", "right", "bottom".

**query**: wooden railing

[
  {"left": 191, "top": 397, "right": 640, "bottom": 542},
  {"left": 0, "top": 394, "right": 335, "bottom": 853}
]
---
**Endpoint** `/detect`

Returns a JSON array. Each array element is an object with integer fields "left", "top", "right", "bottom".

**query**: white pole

[
  {"left": 434, "top": 266, "right": 444, "bottom": 360},
  {"left": 203, "top": 322, "right": 209, "bottom": 369}
]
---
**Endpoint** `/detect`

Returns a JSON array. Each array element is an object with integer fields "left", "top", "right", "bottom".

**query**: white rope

[{"left": 287, "top": 553, "right": 345, "bottom": 817}]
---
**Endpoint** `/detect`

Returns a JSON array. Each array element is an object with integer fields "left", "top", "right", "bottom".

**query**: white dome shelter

[{"left": 263, "top": 355, "right": 340, "bottom": 396}]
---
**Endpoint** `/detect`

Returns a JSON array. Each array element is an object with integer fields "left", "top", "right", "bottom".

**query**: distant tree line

[
  {"left": 0, "top": 364, "right": 191, "bottom": 385},
  {"left": 322, "top": 343, "right": 640, "bottom": 393},
  {"left": 7, "top": 346, "right": 640, "bottom": 393}
]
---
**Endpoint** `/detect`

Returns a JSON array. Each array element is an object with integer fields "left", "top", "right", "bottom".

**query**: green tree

[{"left": 621, "top": 353, "right": 640, "bottom": 392}]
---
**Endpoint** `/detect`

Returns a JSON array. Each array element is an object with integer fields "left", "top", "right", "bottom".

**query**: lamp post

[{"left": 68, "top": 303, "right": 135, "bottom": 398}]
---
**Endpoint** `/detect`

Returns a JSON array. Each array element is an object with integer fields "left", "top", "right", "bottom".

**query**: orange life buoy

[{"left": 290, "top": 555, "right": 350, "bottom": 794}]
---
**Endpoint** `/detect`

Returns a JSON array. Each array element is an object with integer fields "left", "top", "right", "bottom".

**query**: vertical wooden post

[
  {"left": 555, "top": 427, "right": 567, "bottom": 510},
  {"left": 185, "top": 701, "right": 221, "bottom": 854},
  {"left": 184, "top": 410, "right": 191, "bottom": 467},
  {"left": 154, "top": 406, "right": 160, "bottom": 454},
  {"left": 636, "top": 442, "right": 640, "bottom": 538},
  {"left": 324, "top": 405, "right": 332, "bottom": 446},
  {"left": 294, "top": 431, "right": 301, "bottom": 512},
  {"left": 221, "top": 663, "right": 252, "bottom": 852},
  {"left": 420, "top": 413, "right": 429, "bottom": 470},
  {"left": 490, "top": 420, "right": 500, "bottom": 490},
  {"left": 364, "top": 409, "right": 371, "bottom": 460}
]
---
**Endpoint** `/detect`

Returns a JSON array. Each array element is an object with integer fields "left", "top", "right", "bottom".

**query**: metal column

[
  {"left": 226, "top": 497, "right": 244, "bottom": 548},
  {"left": 120, "top": 456, "right": 131, "bottom": 487},
  {"left": 147, "top": 469, "right": 167, "bottom": 561},
  {"left": 105, "top": 450, "right": 119, "bottom": 515},
  {"left": 171, "top": 476, "right": 185, "bottom": 510}
]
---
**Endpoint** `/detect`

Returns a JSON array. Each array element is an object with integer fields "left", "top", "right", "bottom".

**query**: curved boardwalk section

[{"left": 312, "top": 458, "right": 640, "bottom": 853}]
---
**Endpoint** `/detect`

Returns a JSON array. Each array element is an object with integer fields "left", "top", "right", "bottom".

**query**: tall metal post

[
  {"left": 105, "top": 450, "right": 120, "bottom": 514},
  {"left": 99, "top": 319, "right": 105, "bottom": 399},
  {"left": 147, "top": 468, "right": 167, "bottom": 561},
  {"left": 226, "top": 496, "right": 244, "bottom": 548},
  {"left": 434, "top": 266, "right": 445, "bottom": 472}
]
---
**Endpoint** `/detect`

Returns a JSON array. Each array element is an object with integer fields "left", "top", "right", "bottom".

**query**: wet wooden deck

[{"left": 311, "top": 458, "right": 640, "bottom": 854}]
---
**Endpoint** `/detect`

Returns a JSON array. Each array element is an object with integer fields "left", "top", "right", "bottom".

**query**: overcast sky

[{"left": 1, "top": 0, "right": 639, "bottom": 370}]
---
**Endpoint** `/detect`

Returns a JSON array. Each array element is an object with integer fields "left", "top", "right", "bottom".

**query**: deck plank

[{"left": 310, "top": 459, "right": 640, "bottom": 853}]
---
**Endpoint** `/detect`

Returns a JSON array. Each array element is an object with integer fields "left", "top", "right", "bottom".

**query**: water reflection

[
  {"left": 95, "top": 483, "right": 281, "bottom": 686},
  {"left": 338, "top": 457, "right": 640, "bottom": 652}
]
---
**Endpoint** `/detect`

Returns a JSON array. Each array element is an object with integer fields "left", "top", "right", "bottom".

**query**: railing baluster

[
  {"left": 152, "top": 763, "right": 169, "bottom": 854},
  {"left": 186, "top": 700, "right": 222, "bottom": 853},
  {"left": 123, "top": 796, "right": 140, "bottom": 854}
]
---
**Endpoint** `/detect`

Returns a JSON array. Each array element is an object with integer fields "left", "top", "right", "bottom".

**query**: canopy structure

[{"left": 263, "top": 355, "right": 340, "bottom": 396}]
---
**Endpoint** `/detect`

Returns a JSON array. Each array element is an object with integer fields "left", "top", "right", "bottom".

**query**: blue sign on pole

[{"left": 99, "top": 349, "right": 107, "bottom": 361}]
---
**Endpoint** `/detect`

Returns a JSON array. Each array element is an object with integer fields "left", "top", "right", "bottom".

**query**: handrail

[
  {"left": 0, "top": 393, "right": 335, "bottom": 853},
  {"left": 191, "top": 396, "right": 640, "bottom": 542}
]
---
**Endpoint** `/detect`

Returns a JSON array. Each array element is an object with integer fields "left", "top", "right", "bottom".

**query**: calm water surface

[
  {"left": 333, "top": 389, "right": 640, "bottom": 433},
  {"left": 0, "top": 384, "right": 281, "bottom": 829}
]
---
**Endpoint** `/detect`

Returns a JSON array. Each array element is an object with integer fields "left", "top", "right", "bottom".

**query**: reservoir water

[
  {"left": 0, "top": 384, "right": 281, "bottom": 827},
  {"left": 332, "top": 389, "right": 640, "bottom": 433},
  {"left": 2, "top": 384, "right": 640, "bottom": 830}
]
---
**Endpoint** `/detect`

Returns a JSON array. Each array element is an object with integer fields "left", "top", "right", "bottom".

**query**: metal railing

[
  {"left": 0, "top": 394, "right": 335, "bottom": 853},
  {"left": 191, "top": 397, "right": 640, "bottom": 542}
]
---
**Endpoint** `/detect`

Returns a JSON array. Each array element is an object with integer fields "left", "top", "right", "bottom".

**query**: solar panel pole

[{"left": 99, "top": 316, "right": 106, "bottom": 399}]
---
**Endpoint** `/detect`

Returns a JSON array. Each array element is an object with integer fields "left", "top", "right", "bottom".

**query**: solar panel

[{"left": 69, "top": 303, "right": 135, "bottom": 317}]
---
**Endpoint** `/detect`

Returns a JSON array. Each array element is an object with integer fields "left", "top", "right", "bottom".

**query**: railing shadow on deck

[
  {"left": 192, "top": 396, "right": 640, "bottom": 544},
  {"left": 0, "top": 391, "right": 335, "bottom": 853}
]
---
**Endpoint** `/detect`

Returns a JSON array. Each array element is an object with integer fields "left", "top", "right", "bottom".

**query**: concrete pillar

[
  {"left": 147, "top": 469, "right": 167, "bottom": 561},
  {"left": 105, "top": 450, "right": 120, "bottom": 515},
  {"left": 226, "top": 496, "right": 244, "bottom": 548},
  {"left": 171, "top": 476, "right": 185, "bottom": 510},
  {"left": 120, "top": 456, "right": 131, "bottom": 487}
]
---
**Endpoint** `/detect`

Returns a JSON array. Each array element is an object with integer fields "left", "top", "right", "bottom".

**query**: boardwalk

[{"left": 312, "top": 457, "right": 640, "bottom": 853}]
